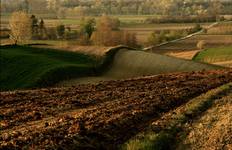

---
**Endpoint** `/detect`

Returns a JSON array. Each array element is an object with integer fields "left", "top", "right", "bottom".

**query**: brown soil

[{"left": 1, "top": 69, "right": 232, "bottom": 149}]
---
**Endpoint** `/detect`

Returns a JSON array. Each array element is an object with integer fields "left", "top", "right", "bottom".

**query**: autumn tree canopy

[
  {"left": 91, "top": 15, "right": 137, "bottom": 47},
  {"left": 9, "top": 11, "right": 32, "bottom": 44}
]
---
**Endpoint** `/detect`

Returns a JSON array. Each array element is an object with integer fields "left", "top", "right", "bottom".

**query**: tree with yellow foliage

[
  {"left": 91, "top": 15, "right": 137, "bottom": 46},
  {"left": 9, "top": 11, "right": 32, "bottom": 45}
]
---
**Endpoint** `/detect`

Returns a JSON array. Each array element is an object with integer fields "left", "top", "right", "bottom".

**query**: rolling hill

[
  {"left": 104, "top": 49, "right": 221, "bottom": 78},
  {"left": 0, "top": 45, "right": 222, "bottom": 90},
  {"left": 60, "top": 48, "right": 222, "bottom": 86},
  {"left": 0, "top": 45, "right": 97, "bottom": 91}
]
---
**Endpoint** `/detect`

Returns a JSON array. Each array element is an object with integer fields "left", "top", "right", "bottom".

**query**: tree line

[
  {"left": 1, "top": 0, "right": 232, "bottom": 18},
  {"left": 9, "top": 12, "right": 137, "bottom": 47},
  {"left": 147, "top": 24, "right": 203, "bottom": 46}
]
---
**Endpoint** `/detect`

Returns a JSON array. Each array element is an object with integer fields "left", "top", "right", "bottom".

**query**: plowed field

[{"left": 1, "top": 69, "right": 232, "bottom": 149}]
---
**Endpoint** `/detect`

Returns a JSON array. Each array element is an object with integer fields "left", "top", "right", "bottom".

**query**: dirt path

[{"left": 1, "top": 69, "right": 232, "bottom": 149}]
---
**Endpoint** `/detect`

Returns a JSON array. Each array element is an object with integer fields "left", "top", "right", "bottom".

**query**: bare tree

[{"left": 9, "top": 11, "right": 32, "bottom": 45}]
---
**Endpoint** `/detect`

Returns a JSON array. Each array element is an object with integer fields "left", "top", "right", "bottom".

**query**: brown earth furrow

[
  {"left": 0, "top": 69, "right": 232, "bottom": 149},
  {"left": 0, "top": 73, "right": 198, "bottom": 130}
]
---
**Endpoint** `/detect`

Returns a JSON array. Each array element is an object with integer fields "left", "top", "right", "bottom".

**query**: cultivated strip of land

[{"left": 1, "top": 69, "right": 232, "bottom": 149}]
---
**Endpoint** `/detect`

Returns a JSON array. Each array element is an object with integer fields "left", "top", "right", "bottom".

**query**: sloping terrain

[
  {"left": 179, "top": 86, "right": 232, "bottom": 150},
  {"left": 124, "top": 82, "right": 232, "bottom": 150},
  {"left": 193, "top": 46, "right": 232, "bottom": 68},
  {"left": 59, "top": 49, "right": 221, "bottom": 86},
  {"left": 0, "top": 45, "right": 97, "bottom": 91},
  {"left": 1, "top": 45, "right": 221, "bottom": 90},
  {"left": 0, "top": 69, "right": 232, "bottom": 149},
  {"left": 104, "top": 49, "right": 220, "bottom": 78}
]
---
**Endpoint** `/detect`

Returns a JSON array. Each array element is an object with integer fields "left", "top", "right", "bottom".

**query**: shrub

[
  {"left": 147, "top": 32, "right": 161, "bottom": 46},
  {"left": 47, "top": 27, "right": 57, "bottom": 40},
  {"left": 147, "top": 30, "right": 186, "bottom": 46},
  {"left": 197, "top": 40, "right": 206, "bottom": 50},
  {"left": 65, "top": 30, "right": 78, "bottom": 40},
  {"left": 79, "top": 18, "right": 96, "bottom": 38},
  {"left": 187, "top": 24, "right": 202, "bottom": 34},
  {"left": 77, "top": 35, "right": 91, "bottom": 45},
  {"left": 193, "top": 24, "right": 202, "bottom": 32},
  {"left": 56, "top": 25, "right": 65, "bottom": 39}
]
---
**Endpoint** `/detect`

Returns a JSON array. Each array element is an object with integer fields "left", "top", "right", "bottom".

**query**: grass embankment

[
  {"left": 123, "top": 82, "right": 232, "bottom": 150},
  {"left": 104, "top": 49, "right": 222, "bottom": 79},
  {"left": 0, "top": 45, "right": 134, "bottom": 91},
  {"left": 193, "top": 46, "right": 232, "bottom": 63},
  {"left": 0, "top": 45, "right": 97, "bottom": 91},
  {"left": 59, "top": 48, "right": 222, "bottom": 86}
]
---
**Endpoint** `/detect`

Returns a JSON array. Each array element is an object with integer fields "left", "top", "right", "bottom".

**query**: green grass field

[
  {"left": 193, "top": 46, "right": 232, "bottom": 63},
  {"left": 0, "top": 45, "right": 97, "bottom": 91}
]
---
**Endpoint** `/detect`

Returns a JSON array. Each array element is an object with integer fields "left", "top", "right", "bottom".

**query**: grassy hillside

[
  {"left": 0, "top": 45, "right": 97, "bottom": 91},
  {"left": 104, "top": 49, "right": 222, "bottom": 78},
  {"left": 193, "top": 46, "right": 232, "bottom": 63},
  {"left": 59, "top": 49, "right": 222, "bottom": 86}
]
